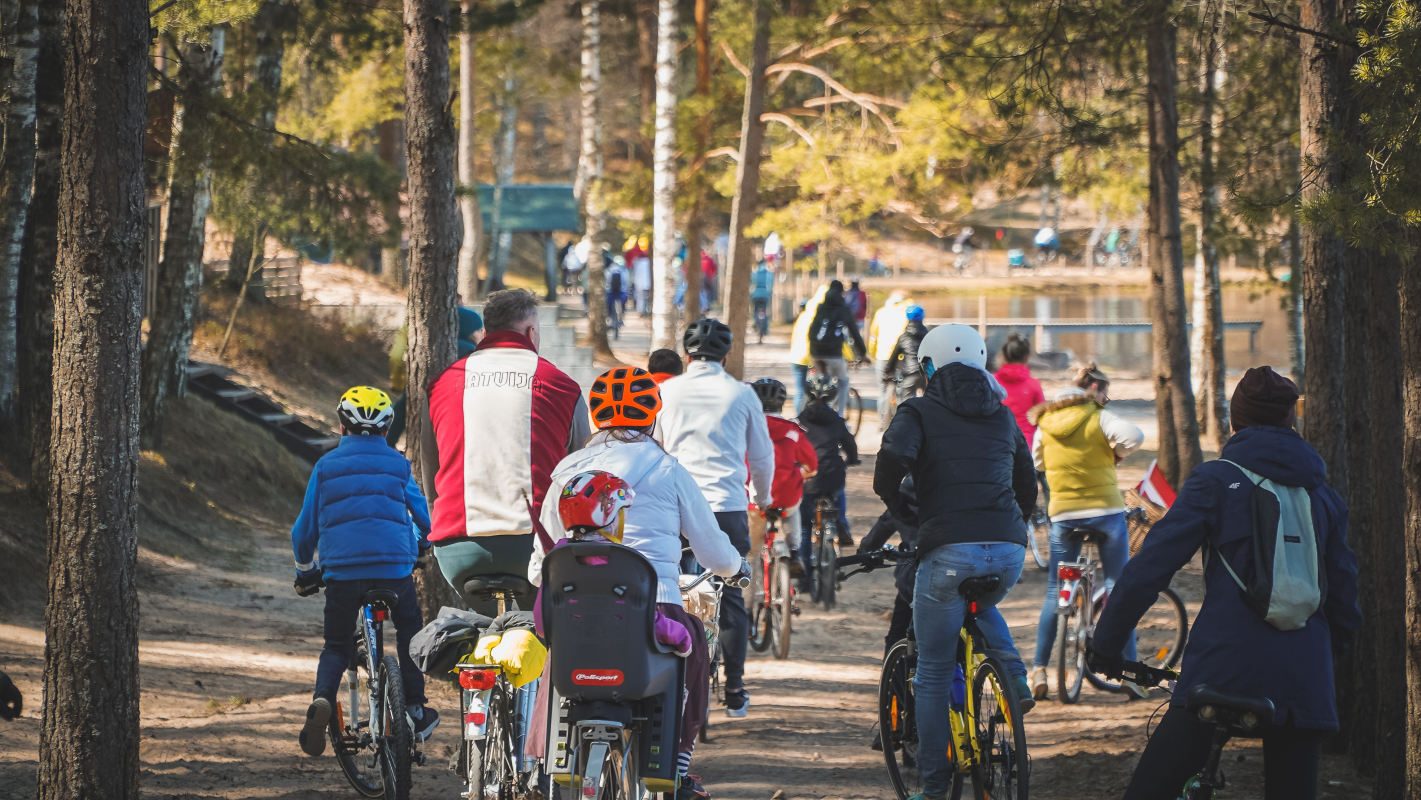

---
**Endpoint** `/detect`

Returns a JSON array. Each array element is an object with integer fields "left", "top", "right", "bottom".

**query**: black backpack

[{"left": 608, "top": 270, "right": 623, "bottom": 295}]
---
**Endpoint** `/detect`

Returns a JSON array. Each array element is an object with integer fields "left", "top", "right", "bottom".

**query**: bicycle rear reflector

[
  {"left": 465, "top": 712, "right": 487, "bottom": 725},
  {"left": 373, "top": 609, "right": 389, "bottom": 622},
  {"left": 1058, "top": 565, "right": 1083, "bottom": 581},
  {"left": 460, "top": 669, "right": 497, "bottom": 690}
]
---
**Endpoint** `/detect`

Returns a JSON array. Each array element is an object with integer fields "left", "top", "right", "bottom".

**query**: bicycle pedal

[{"left": 791, "top": 605, "right": 801, "bottom": 616}]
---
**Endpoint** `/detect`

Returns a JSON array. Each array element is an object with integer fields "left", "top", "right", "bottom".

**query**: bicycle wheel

[
  {"left": 750, "top": 548, "right": 772, "bottom": 652},
  {"left": 481, "top": 683, "right": 518, "bottom": 800},
  {"left": 818, "top": 517, "right": 839, "bottom": 611},
  {"left": 1055, "top": 593, "right": 1087, "bottom": 704},
  {"left": 1028, "top": 507, "right": 1049, "bottom": 571},
  {"left": 879, "top": 640, "right": 924, "bottom": 800},
  {"left": 377, "top": 655, "right": 412, "bottom": 800},
  {"left": 1086, "top": 588, "right": 1189, "bottom": 693},
  {"left": 771, "top": 558, "right": 793, "bottom": 660},
  {"left": 331, "top": 698, "right": 384, "bottom": 798},
  {"left": 971, "top": 658, "right": 1028, "bottom": 800},
  {"left": 846, "top": 389, "right": 863, "bottom": 436}
]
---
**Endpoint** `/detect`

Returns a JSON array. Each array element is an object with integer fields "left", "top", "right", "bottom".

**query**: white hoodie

[
  {"left": 530, "top": 431, "right": 742, "bottom": 606},
  {"left": 655, "top": 360, "right": 775, "bottom": 512}
]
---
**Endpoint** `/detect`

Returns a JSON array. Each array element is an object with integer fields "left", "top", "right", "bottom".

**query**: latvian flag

[{"left": 1135, "top": 460, "right": 1176, "bottom": 509}]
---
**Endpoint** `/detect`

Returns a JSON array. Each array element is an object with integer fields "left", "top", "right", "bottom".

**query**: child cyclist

[
  {"left": 293, "top": 386, "right": 438, "bottom": 757},
  {"left": 530, "top": 367, "right": 750, "bottom": 800},
  {"left": 796, "top": 374, "right": 859, "bottom": 580},
  {"left": 750, "top": 378, "right": 817, "bottom": 576}
]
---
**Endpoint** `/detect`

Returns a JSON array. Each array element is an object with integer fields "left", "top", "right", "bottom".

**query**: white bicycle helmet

[{"left": 918, "top": 323, "right": 987, "bottom": 376}]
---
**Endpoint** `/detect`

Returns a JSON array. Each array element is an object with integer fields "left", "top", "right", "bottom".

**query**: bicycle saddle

[
  {"left": 463, "top": 574, "right": 534, "bottom": 599},
  {"left": 1186, "top": 684, "right": 1274, "bottom": 734},
  {"left": 1062, "top": 527, "right": 1110, "bottom": 544},
  {"left": 957, "top": 575, "right": 1002, "bottom": 602},
  {"left": 359, "top": 589, "right": 400, "bottom": 610}
]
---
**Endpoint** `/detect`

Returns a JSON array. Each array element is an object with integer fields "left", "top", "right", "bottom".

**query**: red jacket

[
  {"left": 424, "top": 330, "right": 589, "bottom": 543},
  {"left": 765, "top": 415, "right": 818, "bottom": 510},
  {"left": 995, "top": 362, "right": 1045, "bottom": 445}
]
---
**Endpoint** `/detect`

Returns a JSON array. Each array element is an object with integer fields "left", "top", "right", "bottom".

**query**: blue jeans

[
  {"left": 1032, "top": 511, "right": 1136, "bottom": 668},
  {"left": 914, "top": 543, "right": 1026, "bottom": 798},
  {"left": 791, "top": 363, "right": 810, "bottom": 415},
  {"left": 316, "top": 576, "right": 427, "bottom": 708},
  {"left": 797, "top": 489, "right": 849, "bottom": 571}
]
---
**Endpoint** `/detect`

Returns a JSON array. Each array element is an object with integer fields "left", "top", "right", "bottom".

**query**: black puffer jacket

[
  {"left": 808, "top": 290, "right": 869, "bottom": 359},
  {"left": 798, "top": 400, "right": 859, "bottom": 497},
  {"left": 885, "top": 320, "right": 929, "bottom": 378},
  {"left": 874, "top": 362, "right": 1036, "bottom": 554}
]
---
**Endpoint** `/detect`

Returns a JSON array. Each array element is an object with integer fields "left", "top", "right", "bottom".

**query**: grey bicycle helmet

[
  {"left": 683, "top": 318, "right": 733, "bottom": 361},
  {"left": 751, "top": 377, "right": 787, "bottom": 412},
  {"left": 805, "top": 374, "right": 839, "bottom": 404}
]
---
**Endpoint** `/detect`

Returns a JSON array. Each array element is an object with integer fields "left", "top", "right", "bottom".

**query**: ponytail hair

[{"left": 1071, "top": 361, "right": 1110, "bottom": 390}]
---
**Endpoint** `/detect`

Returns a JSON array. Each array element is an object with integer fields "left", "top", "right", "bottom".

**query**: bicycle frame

[
  {"left": 945, "top": 613, "right": 1014, "bottom": 776},
  {"left": 342, "top": 605, "right": 386, "bottom": 750}
]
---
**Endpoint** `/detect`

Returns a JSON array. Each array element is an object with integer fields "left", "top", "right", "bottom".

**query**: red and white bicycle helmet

[{"left": 558, "top": 471, "right": 634, "bottom": 543}]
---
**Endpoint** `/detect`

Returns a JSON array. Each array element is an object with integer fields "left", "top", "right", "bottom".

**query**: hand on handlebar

[
  {"left": 730, "top": 559, "right": 753, "bottom": 589},
  {"left": 294, "top": 569, "right": 325, "bottom": 597},
  {"left": 1084, "top": 644, "right": 1124, "bottom": 681}
]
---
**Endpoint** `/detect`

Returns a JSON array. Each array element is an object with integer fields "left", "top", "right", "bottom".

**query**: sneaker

[
  {"left": 411, "top": 705, "right": 440, "bottom": 741},
  {"left": 1030, "top": 666, "right": 1048, "bottom": 700},
  {"left": 1012, "top": 677, "right": 1036, "bottom": 714},
  {"left": 299, "top": 697, "right": 331, "bottom": 756},
  {"left": 724, "top": 689, "right": 750, "bottom": 718},
  {"left": 1123, "top": 682, "right": 1150, "bottom": 701},
  {"left": 675, "top": 774, "right": 710, "bottom": 800}
]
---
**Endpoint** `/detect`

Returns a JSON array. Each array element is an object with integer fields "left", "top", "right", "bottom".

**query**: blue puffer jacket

[
  {"left": 292, "top": 435, "right": 433, "bottom": 581},
  {"left": 1093, "top": 425, "right": 1362, "bottom": 730}
]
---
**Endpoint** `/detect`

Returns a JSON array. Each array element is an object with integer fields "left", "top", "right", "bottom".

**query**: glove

[
  {"left": 730, "top": 558, "right": 753, "bottom": 588},
  {"left": 473, "top": 633, "right": 501, "bottom": 664},
  {"left": 1085, "top": 644, "right": 1124, "bottom": 680},
  {"left": 0, "top": 671, "right": 21, "bottom": 720},
  {"left": 294, "top": 569, "right": 324, "bottom": 597},
  {"left": 417, "top": 547, "right": 433, "bottom": 569},
  {"left": 490, "top": 629, "right": 547, "bottom": 688}
]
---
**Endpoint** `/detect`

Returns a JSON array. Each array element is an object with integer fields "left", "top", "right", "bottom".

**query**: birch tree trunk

[
  {"left": 682, "top": 0, "right": 711, "bottom": 331},
  {"left": 483, "top": 78, "right": 516, "bottom": 295},
  {"left": 37, "top": 0, "right": 147, "bottom": 796},
  {"left": 225, "top": 0, "right": 285, "bottom": 298},
  {"left": 16, "top": 0, "right": 61, "bottom": 491},
  {"left": 403, "top": 0, "right": 464, "bottom": 623},
  {"left": 722, "top": 0, "right": 772, "bottom": 380},
  {"left": 140, "top": 28, "right": 226, "bottom": 449},
  {"left": 457, "top": 0, "right": 482, "bottom": 300},
  {"left": 0, "top": 0, "right": 38, "bottom": 425},
  {"left": 649, "top": 0, "right": 679, "bottom": 352},
  {"left": 1195, "top": 33, "right": 1227, "bottom": 452},
  {"left": 636, "top": 0, "right": 655, "bottom": 165},
  {"left": 1287, "top": 215, "right": 1305, "bottom": 385},
  {"left": 1145, "top": 6, "right": 1203, "bottom": 488},
  {"left": 575, "top": 0, "right": 613, "bottom": 361}
]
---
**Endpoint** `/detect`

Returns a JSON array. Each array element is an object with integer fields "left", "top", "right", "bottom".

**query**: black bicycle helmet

[
  {"left": 805, "top": 374, "right": 840, "bottom": 404},
  {"left": 751, "top": 377, "right": 787, "bottom": 412},
  {"left": 683, "top": 318, "right": 733, "bottom": 361}
]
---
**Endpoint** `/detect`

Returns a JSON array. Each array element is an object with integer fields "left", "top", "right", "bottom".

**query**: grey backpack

[{"left": 1207, "top": 460, "right": 1326, "bottom": 631}]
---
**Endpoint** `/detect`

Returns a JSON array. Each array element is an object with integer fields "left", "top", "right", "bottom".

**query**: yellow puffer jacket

[
  {"left": 788, "top": 285, "right": 828, "bottom": 367},
  {"left": 1030, "top": 395, "right": 1123, "bottom": 517}
]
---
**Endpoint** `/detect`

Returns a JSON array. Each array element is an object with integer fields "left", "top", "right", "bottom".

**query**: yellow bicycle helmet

[{"left": 337, "top": 386, "right": 394, "bottom": 435}]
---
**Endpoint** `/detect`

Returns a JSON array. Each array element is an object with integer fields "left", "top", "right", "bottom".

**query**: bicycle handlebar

[
  {"left": 1113, "top": 660, "right": 1178, "bottom": 689},
  {"left": 836, "top": 546, "right": 915, "bottom": 579}
]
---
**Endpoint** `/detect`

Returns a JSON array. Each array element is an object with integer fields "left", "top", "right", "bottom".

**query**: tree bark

[
  {"left": 722, "top": 0, "right": 771, "bottom": 380},
  {"left": 457, "top": 0, "right": 482, "bottom": 300},
  {"left": 575, "top": 0, "right": 613, "bottom": 361},
  {"left": 0, "top": 0, "right": 38, "bottom": 426},
  {"left": 482, "top": 77, "right": 516, "bottom": 295},
  {"left": 37, "top": 0, "right": 148, "bottom": 797},
  {"left": 15, "top": 0, "right": 61, "bottom": 492},
  {"left": 636, "top": 0, "right": 656, "bottom": 165},
  {"left": 649, "top": 0, "right": 679, "bottom": 352},
  {"left": 140, "top": 28, "right": 226, "bottom": 450},
  {"left": 1401, "top": 233, "right": 1421, "bottom": 800},
  {"left": 225, "top": 0, "right": 286, "bottom": 298},
  {"left": 1196, "top": 33, "right": 1227, "bottom": 452},
  {"left": 682, "top": 0, "right": 711, "bottom": 331},
  {"left": 378, "top": 116, "right": 406, "bottom": 288},
  {"left": 1287, "top": 215, "right": 1305, "bottom": 386},
  {"left": 1145, "top": 7, "right": 1203, "bottom": 487},
  {"left": 403, "top": 0, "right": 464, "bottom": 623}
]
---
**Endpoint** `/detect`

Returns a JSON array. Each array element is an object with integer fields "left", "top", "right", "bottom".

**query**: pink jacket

[{"left": 995, "top": 362, "right": 1045, "bottom": 445}]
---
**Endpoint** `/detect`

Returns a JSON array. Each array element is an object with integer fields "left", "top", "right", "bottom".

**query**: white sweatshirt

[
  {"left": 530, "top": 431, "right": 742, "bottom": 606},
  {"left": 655, "top": 360, "right": 775, "bottom": 512}
]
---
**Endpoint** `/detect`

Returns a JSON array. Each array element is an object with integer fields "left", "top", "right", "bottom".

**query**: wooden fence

[{"left": 204, "top": 257, "right": 304, "bottom": 305}]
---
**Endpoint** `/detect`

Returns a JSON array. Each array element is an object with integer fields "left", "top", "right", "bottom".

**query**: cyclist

[
  {"left": 995, "top": 332, "right": 1047, "bottom": 509},
  {"left": 533, "top": 368, "right": 749, "bottom": 799},
  {"left": 657, "top": 319, "right": 774, "bottom": 719},
  {"left": 796, "top": 375, "right": 859, "bottom": 571},
  {"left": 1088, "top": 367, "right": 1361, "bottom": 800},
  {"left": 750, "top": 260, "right": 774, "bottom": 337},
  {"left": 807, "top": 280, "right": 868, "bottom": 417},
  {"left": 292, "top": 386, "right": 438, "bottom": 756},
  {"left": 1026, "top": 362, "right": 1144, "bottom": 701},
  {"left": 857, "top": 475, "right": 919, "bottom": 657},
  {"left": 873, "top": 323, "right": 1037, "bottom": 799},
  {"left": 788, "top": 285, "right": 828, "bottom": 415},
  {"left": 867, "top": 290, "right": 911, "bottom": 431},
  {"left": 845, "top": 277, "right": 868, "bottom": 331},
  {"left": 647, "top": 348, "right": 683, "bottom": 384},
  {"left": 751, "top": 377, "right": 818, "bottom": 577},
  {"left": 420, "top": 289, "right": 590, "bottom": 617},
  {"left": 883, "top": 304, "right": 928, "bottom": 407}
]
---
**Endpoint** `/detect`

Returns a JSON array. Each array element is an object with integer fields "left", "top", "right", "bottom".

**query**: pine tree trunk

[
  {"left": 377, "top": 116, "right": 406, "bottom": 289},
  {"left": 402, "top": 0, "right": 464, "bottom": 623},
  {"left": 1145, "top": 7, "right": 1203, "bottom": 487},
  {"left": 15, "top": 0, "right": 61, "bottom": 492},
  {"left": 722, "top": 0, "right": 771, "bottom": 380},
  {"left": 0, "top": 0, "right": 38, "bottom": 427},
  {"left": 1198, "top": 35, "right": 1227, "bottom": 452},
  {"left": 575, "top": 0, "right": 613, "bottom": 361},
  {"left": 649, "top": 0, "right": 679, "bottom": 352},
  {"left": 37, "top": 0, "right": 147, "bottom": 796},
  {"left": 1401, "top": 236, "right": 1421, "bottom": 800},
  {"left": 457, "top": 1, "right": 482, "bottom": 300},
  {"left": 140, "top": 28, "right": 226, "bottom": 450},
  {"left": 681, "top": 0, "right": 710, "bottom": 331},
  {"left": 225, "top": 0, "right": 286, "bottom": 298},
  {"left": 636, "top": 0, "right": 655, "bottom": 165}
]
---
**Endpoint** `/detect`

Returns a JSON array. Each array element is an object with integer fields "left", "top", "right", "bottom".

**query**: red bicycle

[{"left": 749, "top": 509, "right": 796, "bottom": 659}]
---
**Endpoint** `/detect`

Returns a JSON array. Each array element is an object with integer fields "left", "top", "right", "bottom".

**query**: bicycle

[
  {"left": 1026, "top": 504, "right": 1049, "bottom": 571},
  {"left": 753, "top": 299, "right": 770, "bottom": 343},
  {"left": 807, "top": 361, "right": 864, "bottom": 436},
  {"left": 328, "top": 588, "right": 425, "bottom": 800},
  {"left": 806, "top": 494, "right": 843, "bottom": 610},
  {"left": 840, "top": 546, "right": 1029, "bottom": 800},
  {"left": 1052, "top": 526, "right": 1188, "bottom": 703},
  {"left": 680, "top": 568, "right": 728, "bottom": 742},
  {"left": 749, "top": 509, "right": 796, "bottom": 660}
]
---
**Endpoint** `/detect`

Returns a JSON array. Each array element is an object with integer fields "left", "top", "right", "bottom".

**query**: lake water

[{"left": 913, "top": 285, "right": 1297, "bottom": 377}]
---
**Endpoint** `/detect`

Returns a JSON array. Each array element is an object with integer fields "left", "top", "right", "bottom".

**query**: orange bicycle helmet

[{"left": 588, "top": 367, "right": 662, "bottom": 428}]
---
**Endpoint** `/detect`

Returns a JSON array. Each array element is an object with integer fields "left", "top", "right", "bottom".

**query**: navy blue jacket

[
  {"left": 874, "top": 362, "right": 1036, "bottom": 555},
  {"left": 292, "top": 435, "right": 433, "bottom": 581},
  {"left": 1094, "top": 425, "right": 1362, "bottom": 730},
  {"left": 799, "top": 400, "right": 858, "bottom": 497}
]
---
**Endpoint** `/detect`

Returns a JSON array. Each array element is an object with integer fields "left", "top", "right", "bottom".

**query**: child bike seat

[
  {"left": 957, "top": 575, "right": 1002, "bottom": 601},
  {"left": 462, "top": 574, "right": 534, "bottom": 600},
  {"left": 359, "top": 589, "right": 401, "bottom": 610},
  {"left": 1062, "top": 527, "right": 1110, "bottom": 544},
  {"left": 1186, "top": 684, "right": 1274, "bottom": 734}
]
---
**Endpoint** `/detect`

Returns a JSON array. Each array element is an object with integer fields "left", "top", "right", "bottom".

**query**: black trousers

[
  {"left": 1123, "top": 706, "right": 1322, "bottom": 800},
  {"left": 713, "top": 510, "right": 750, "bottom": 693}
]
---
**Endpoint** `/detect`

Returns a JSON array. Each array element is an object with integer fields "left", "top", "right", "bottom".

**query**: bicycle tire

[
  {"left": 1085, "top": 588, "right": 1189, "bottom": 693},
  {"left": 462, "top": 738, "right": 486, "bottom": 800},
  {"left": 331, "top": 703, "right": 384, "bottom": 798},
  {"left": 482, "top": 683, "right": 518, "bottom": 800},
  {"left": 750, "top": 548, "right": 773, "bottom": 652},
  {"left": 807, "top": 526, "right": 823, "bottom": 603},
  {"left": 1056, "top": 594, "right": 1087, "bottom": 704},
  {"left": 971, "top": 657, "right": 1029, "bottom": 800},
  {"left": 771, "top": 558, "right": 793, "bottom": 660},
  {"left": 819, "top": 516, "right": 839, "bottom": 610},
  {"left": 846, "top": 389, "right": 863, "bottom": 436},
  {"left": 1028, "top": 508, "right": 1050, "bottom": 571},
  {"left": 377, "top": 655, "right": 412, "bottom": 800},
  {"left": 879, "top": 640, "right": 924, "bottom": 800}
]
